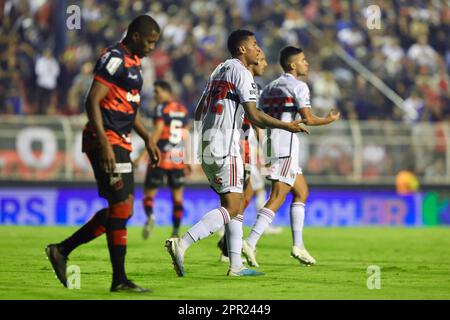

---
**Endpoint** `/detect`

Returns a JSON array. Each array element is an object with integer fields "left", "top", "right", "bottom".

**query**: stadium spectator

[
  {"left": 402, "top": 89, "right": 425, "bottom": 123},
  {"left": 1, "top": 0, "right": 449, "bottom": 184},
  {"left": 312, "top": 71, "right": 341, "bottom": 116},
  {"left": 396, "top": 168, "right": 419, "bottom": 195},
  {"left": 407, "top": 35, "right": 439, "bottom": 71},
  {"left": 1, "top": 0, "right": 448, "bottom": 122},
  {"left": 65, "top": 61, "right": 93, "bottom": 115},
  {"left": 34, "top": 48, "right": 60, "bottom": 114}
]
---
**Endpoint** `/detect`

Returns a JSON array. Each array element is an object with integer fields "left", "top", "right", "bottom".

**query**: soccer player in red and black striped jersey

[
  {"left": 138, "top": 80, "right": 190, "bottom": 239},
  {"left": 45, "top": 15, "right": 161, "bottom": 293}
]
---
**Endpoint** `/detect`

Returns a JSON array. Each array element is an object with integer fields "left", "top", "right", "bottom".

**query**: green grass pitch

[{"left": 0, "top": 226, "right": 449, "bottom": 300}]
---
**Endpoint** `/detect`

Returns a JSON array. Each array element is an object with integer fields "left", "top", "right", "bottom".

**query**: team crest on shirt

[{"left": 214, "top": 176, "right": 223, "bottom": 185}]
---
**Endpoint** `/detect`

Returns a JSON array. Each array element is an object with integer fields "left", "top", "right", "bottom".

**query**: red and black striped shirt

[{"left": 82, "top": 42, "right": 143, "bottom": 152}]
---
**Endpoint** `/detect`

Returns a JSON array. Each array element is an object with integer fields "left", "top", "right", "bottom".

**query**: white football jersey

[
  {"left": 260, "top": 73, "right": 311, "bottom": 158},
  {"left": 200, "top": 58, "right": 258, "bottom": 158}
]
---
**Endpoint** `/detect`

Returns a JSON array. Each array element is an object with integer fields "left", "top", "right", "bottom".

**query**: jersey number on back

[
  {"left": 169, "top": 119, "right": 183, "bottom": 144},
  {"left": 204, "top": 81, "right": 229, "bottom": 115}
]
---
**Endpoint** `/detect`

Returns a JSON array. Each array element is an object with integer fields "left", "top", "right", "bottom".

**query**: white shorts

[
  {"left": 266, "top": 156, "right": 302, "bottom": 187},
  {"left": 202, "top": 156, "right": 244, "bottom": 194}
]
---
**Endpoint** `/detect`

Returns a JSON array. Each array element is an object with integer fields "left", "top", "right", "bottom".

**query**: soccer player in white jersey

[
  {"left": 165, "top": 31, "right": 309, "bottom": 277},
  {"left": 217, "top": 53, "right": 270, "bottom": 262},
  {"left": 242, "top": 46, "right": 340, "bottom": 268}
]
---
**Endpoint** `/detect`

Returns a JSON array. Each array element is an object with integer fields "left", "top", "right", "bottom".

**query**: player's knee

[
  {"left": 143, "top": 194, "right": 154, "bottom": 208},
  {"left": 301, "top": 186, "right": 309, "bottom": 202},
  {"left": 293, "top": 190, "right": 308, "bottom": 203},
  {"left": 226, "top": 204, "right": 241, "bottom": 217},
  {"left": 292, "top": 183, "right": 308, "bottom": 203},
  {"left": 171, "top": 193, "right": 183, "bottom": 204},
  {"left": 269, "top": 187, "right": 289, "bottom": 204}
]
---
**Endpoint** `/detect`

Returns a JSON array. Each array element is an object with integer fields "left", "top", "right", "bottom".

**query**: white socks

[
  {"left": 180, "top": 207, "right": 230, "bottom": 251},
  {"left": 246, "top": 207, "right": 275, "bottom": 249},
  {"left": 225, "top": 214, "right": 244, "bottom": 269},
  {"left": 290, "top": 202, "right": 305, "bottom": 249}
]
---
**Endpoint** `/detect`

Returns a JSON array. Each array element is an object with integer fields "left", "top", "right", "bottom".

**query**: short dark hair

[
  {"left": 154, "top": 80, "right": 172, "bottom": 93},
  {"left": 127, "top": 15, "right": 160, "bottom": 37},
  {"left": 279, "top": 46, "right": 303, "bottom": 72},
  {"left": 227, "top": 29, "right": 255, "bottom": 56}
]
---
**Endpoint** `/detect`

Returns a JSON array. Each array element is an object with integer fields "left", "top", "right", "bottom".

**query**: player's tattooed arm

[
  {"left": 133, "top": 111, "right": 161, "bottom": 166},
  {"left": 85, "top": 80, "right": 116, "bottom": 172},
  {"left": 299, "top": 107, "right": 340, "bottom": 126},
  {"left": 243, "top": 101, "right": 310, "bottom": 134}
]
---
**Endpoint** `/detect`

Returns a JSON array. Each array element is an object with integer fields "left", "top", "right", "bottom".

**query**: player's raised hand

[
  {"left": 327, "top": 108, "right": 340, "bottom": 122},
  {"left": 146, "top": 140, "right": 161, "bottom": 167},
  {"left": 286, "top": 119, "right": 310, "bottom": 134}
]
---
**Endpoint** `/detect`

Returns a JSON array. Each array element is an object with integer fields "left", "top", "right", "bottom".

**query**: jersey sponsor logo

[
  {"left": 251, "top": 83, "right": 257, "bottom": 89},
  {"left": 126, "top": 91, "right": 141, "bottom": 103},
  {"left": 269, "top": 88, "right": 283, "bottom": 96},
  {"left": 219, "top": 65, "right": 230, "bottom": 73},
  {"left": 128, "top": 73, "right": 138, "bottom": 80},
  {"left": 106, "top": 57, "right": 122, "bottom": 75},
  {"left": 169, "top": 111, "right": 187, "bottom": 117},
  {"left": 113, "top": 162, "right": 132, "bottom": 173}
]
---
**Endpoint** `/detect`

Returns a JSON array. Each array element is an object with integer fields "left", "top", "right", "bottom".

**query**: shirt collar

[{"left": 283, "top": 72, "right": 297, "bottom": 80}]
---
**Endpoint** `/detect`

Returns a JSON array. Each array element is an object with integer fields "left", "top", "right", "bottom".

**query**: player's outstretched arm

[
  {"left": 85, "top": 80, "right": 116, "bottom": 172},
  {"left": 243, "top": 101, "right": 309, "bottom": 134},
  {"left": 133, "top": 111, "right": 161, "bottom": 167},
  {"left": 299, "top": 108, "right": 340, "bottom": 126}
]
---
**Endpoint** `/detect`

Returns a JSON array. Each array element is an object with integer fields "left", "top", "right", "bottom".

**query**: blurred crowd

[
  {"left": 0, "top": 0, "right": 448, "bottom": 120},
  {"left": 0, "top": 0, "right": 449, "bottom": 181}
]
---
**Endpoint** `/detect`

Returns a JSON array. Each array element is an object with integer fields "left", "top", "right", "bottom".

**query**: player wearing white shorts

[
  {"left": 217, "top": 54, "right": 275, "bottom": 262},
  {"left": 242, "top": 46, "right": 340, "bottom": 268},
  {"left": 165, "top": 31, "right": 309, "bottom": 277}
]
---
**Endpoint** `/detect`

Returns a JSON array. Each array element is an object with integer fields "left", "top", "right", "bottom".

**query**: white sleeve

[
  {"left": 234, "top": 69, "right": 258, "bottom": 104},
  {"left": 295, "top": 83, "right": 311, "bottom": 109}
]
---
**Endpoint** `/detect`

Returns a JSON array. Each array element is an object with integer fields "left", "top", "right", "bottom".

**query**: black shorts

[
  {"left": 86, "top": 145, "right": 134, "bottom": 203},
  {"left": 144, "top": 167, "right": 185, "bottom": 189}
]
